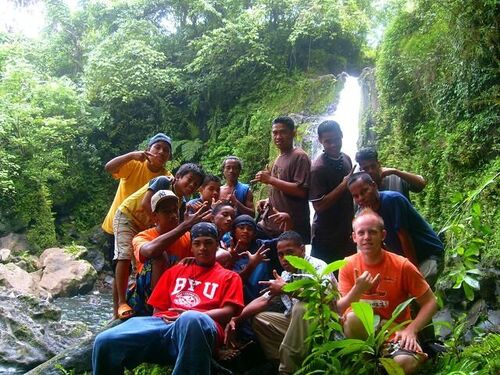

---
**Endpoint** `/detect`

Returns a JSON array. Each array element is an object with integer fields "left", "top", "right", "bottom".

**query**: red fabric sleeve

[
  {"left": 220, "top": 272, "right": 244, "bottom": 315},
  {"left": 147, "top": 266, "right": 174, "bottom": 312}
]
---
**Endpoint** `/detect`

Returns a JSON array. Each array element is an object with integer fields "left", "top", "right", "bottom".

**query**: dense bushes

[{"left": 374, "top": 0, "right": 499, "bottom": 267}]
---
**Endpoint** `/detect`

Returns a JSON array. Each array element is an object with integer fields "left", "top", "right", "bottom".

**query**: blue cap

[
  {"left": 191, "top": 222, "right": 218, "bottom": 240},
  {"left": 148, "top": 133, "right": 172, "bottom": 151}
]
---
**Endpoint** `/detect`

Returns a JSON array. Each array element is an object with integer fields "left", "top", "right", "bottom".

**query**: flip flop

[{"left": 117, "top": 303, "right": 135, "bottom": 320}]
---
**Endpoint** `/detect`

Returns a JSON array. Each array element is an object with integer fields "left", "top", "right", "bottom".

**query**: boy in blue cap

[{"left": 102, "top": 133, "right": 173, "bottom": 318}]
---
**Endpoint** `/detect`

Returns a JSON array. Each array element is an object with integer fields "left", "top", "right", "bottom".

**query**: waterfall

[{"left": 307, "top": 75, "right": 362, "bottom": 252}]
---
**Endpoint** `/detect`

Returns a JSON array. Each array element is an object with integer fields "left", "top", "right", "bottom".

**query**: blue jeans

[{"left": 92, "top": 311, "right": 217, "bottom": 375}]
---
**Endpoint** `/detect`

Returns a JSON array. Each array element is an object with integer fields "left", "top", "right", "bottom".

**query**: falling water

[
  {"left": 309, "top": 75, "right": 362, "bottom": 162},
  {"left": 307, "top": 75, "right": 362, "bottom": 251}
]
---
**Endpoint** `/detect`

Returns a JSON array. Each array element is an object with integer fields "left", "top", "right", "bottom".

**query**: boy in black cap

[{"left": 92, "top": 222, "right": 244, "bottom": 375}]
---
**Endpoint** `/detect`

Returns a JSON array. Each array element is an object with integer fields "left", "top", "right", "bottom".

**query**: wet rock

[
  {"left": 39, "top": 248, "right": 97, "bottom": 297},
  {"left": 0, "top": 263, "right": 44, "bottom": 297},
  {"left": 0, "top": 248, "right": 11, "bottom": 262},
  {"left": 25, "top": 320, "right": 120, "bottom": 375},
  {"left": 0, "top": 287, "right": 92, "bottom": 371}
]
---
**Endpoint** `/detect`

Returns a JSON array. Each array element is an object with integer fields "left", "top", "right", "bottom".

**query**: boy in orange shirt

[{"left": 128, "top": 190, "right": 211, "bottom": 315}]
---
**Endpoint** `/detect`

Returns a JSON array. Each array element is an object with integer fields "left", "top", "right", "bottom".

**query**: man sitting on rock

[
  {"left": 92, "top": 222, "right": 244, "bottom": 375},
  {"left": 339, "top": 209, "right": 438, "bottom": 374}
]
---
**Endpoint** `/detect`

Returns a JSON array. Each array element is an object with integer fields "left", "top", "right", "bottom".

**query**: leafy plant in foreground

[{"left": 282, "top": 255, "right": 412, "bottom": 374}]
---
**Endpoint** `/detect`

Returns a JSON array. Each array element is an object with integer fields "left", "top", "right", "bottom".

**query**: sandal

[{"left": 117, "top": 303, "right": 135, "bottom": 320}]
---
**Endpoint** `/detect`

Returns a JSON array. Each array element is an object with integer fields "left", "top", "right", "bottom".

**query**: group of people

[{"left": 93, "top": 116, "right": 444, "bottom": 374}]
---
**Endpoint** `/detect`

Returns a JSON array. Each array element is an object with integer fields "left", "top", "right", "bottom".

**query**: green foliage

[
  {"left": 374, "top": 0, "right": 499, "bottom": 266},
  {"left": 435, "top": 172, "right": 498, "bottom": 304}
]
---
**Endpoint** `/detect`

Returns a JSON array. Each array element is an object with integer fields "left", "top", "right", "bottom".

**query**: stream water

[{"left": 53, "top": 290, "right": 113, "bottom": 330}]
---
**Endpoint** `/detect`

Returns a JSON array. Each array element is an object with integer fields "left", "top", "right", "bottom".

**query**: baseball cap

[{"left": 151, "top": 190, "right": 178, "bottom": 212}]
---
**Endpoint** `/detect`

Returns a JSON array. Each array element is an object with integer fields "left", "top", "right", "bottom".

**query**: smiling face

[
  {"left": 272, "top": 122, "right": 295, "bottom": 152},
  {"left": 176, "top": 171, "right": 203, "bottom": 198},
  {"left": 319, "top": 130, "right": 343, "bottom": 158},
  {"left": 352, "top": 213, "right": 386, "bottom": 258},
  {"left": 348, "top": 178, "right": 379, "bottom": 209},
  {"left": 213, "top": 206, "right": 236, "bottom": 234},
  {"left": 153, "top": 199, "right": 179, "bottom": 234},
  {"left": 148, "top": 141, "right": 171, "bottom": 169},
  {"left": 191, "top": 236, "right": 218, "bottom": 267},
  {"left": 277, "top": 239, "right": 305, "bottom": 273}
]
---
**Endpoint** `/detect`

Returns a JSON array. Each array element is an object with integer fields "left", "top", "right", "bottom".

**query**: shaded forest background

[{"left": 0, "top": 0, "right": 498, "bottom": 269}]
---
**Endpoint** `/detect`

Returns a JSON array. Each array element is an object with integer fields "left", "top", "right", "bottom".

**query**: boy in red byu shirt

[{"left": 92, "top": 222, "right": 244, "bottom": 375}]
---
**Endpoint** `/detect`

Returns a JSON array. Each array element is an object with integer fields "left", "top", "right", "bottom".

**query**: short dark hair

[
  {"left": 355, "top": 147, "right": 378, "bottom": 163},
  {"left": 272, "top": 116, "right": 295, "bottom": 131},
  {"left": 277, "top": 230, "right": 303, "bottom": 247},
  {"left": 221, "top": 156, "right": 243, "bottom": 171},
  {"left": 317, "top": 120, "right": 342, "bottom": 138},
  {"left": 347, "top": 171, "right": 375, "bottom": 187},
  {"left": 176, "top": 163, "right": 205, "bottom": 181},
  {"left": 212, "top": 202, "right": 234, "bottom": 216},
  {"left": 201, "top": 174, "right": 221, "bottom": 187}
]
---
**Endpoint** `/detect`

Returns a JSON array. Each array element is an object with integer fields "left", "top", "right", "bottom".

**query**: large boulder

[
  {"left": 39, "top": 248, "right": 97, "bottom": 297},
  {"left": 0, "top": 263, "right": 46, "bottom": 297},
  {"left": 0, "top": 287, "right": 92, "bottom": 372}
]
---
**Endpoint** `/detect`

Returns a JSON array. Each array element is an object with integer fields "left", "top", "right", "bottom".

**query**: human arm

[
  {"left": 252, "top": 169, "right": 308, "bottom": 198},
  {"left": 337, "top": 271, "right": 381, "bottom": 314},
  {"left": 392, "top": 289, "right": 437, "bottom": 352},
  {"left": 238, "top": 245, "right": 270, "bottom": 281},
  {"left": 381, "top": 168, "right": 426, "bottom": 192},
  {"left": 140, "top": 176, "right": 173, "bottom": 222},
  {"left": 312, "top": 165, "right": 355, "bottom": 213},
  {"left": 105, "top": 151, "right": 152, "bottom": 174},
  {"left": 140, "top": 203, "right": 210, "bottom": 259},
  {"left": 205, "top": 303, "right": 240, "bottom": 328},
  {"left": 397, "top": 229, "right": 419, "bottom": 266},
  {"left": 228, "top": 189, "right": 255, "bottom": 216}
]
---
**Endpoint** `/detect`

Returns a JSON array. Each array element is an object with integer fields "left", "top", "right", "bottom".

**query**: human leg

[
  {"left": 113, "top": 210, "right": 140, "bottom": 318},
  {"left": 279, "top": 302, "right": 309, "bottom": 374},
  {"left": 343, "top": 311, "right": 369, "bottom": 339},
  {"left": 170, "top": 311, "right": 218, "bottom": 375},
  {"left": 393, "top": 352, "right": 427, "bottom": 374},
  {"left": 92, "top": 316, "right": 174, "bottom": 375},
  {"left": 252, "top": 312, "right": 290, "bottom": 360}
]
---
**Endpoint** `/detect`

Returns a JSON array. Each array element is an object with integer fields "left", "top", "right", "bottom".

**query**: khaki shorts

[{"left": 113, "top": 209, "right": 141, "bottom": 261}]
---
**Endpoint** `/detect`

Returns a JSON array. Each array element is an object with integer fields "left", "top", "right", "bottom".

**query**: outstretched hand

[
  {"left": 245, "top": 245, "right": 270, "bottom": 268},
  {"left": 392, "top": 328, "right": 423, "bottom": 353},
  {"left": 259, "top": 269, "right": 285, "bottom": 296}
]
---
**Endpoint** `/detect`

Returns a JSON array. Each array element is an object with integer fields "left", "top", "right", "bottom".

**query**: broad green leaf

[
  {"left": 379, "top": 358, "right": 404, "bottom": 375},
  {"left": 284, "top": 255, "right": 316, "bottom": 275},
  {"left": 351, "top": 302, "right": 375, "bottom": 335},
  {"left": 320, "top": 260, "right": 347, "bottom": 277},
  {"left": 282, "top": 278, "right": 315, "bottom": 292},
  {"left": 463, "top": 283, "right": 474, "bottom": 301},
  {"left": 463, "top": 275, "right": 480, "bottom": 289}
]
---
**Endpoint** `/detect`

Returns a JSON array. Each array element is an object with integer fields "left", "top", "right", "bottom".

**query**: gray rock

[
  {"left": 39, "top": 248, "right": 97, "bottom": 297},
  {"left": 0, "top": 287, "right": 92, "bottom": 371},
  {"left": 0, "top": 248, "right": 11, "bottom": 262},
  {"left": 25, "top": 320, "right": 120, "bottom": 375},
  {"left": 0, "top": 233, "right": 29, "bottom": 253},
  {"left": 0, "top": 263, "right": 44, "bottom": 297}
]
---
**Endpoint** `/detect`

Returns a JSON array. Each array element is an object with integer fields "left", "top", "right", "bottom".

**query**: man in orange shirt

[{"left": 338, "top": 209, "right": 438, "bottom": 374}]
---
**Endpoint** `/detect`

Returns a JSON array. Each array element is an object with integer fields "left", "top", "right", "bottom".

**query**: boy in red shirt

[{"left": 92, "top": 222, "right": 244, "bottom": 375}]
